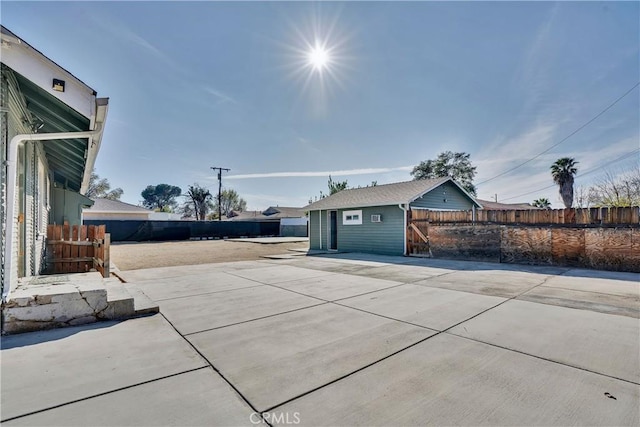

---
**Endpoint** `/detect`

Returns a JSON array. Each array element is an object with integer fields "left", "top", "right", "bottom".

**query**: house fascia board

[
  {"left": 306, "top": 201, "right": 410, "bottom": 212},
  {"left": 1, "top": 27, "right": 97, "bottom": 120}
]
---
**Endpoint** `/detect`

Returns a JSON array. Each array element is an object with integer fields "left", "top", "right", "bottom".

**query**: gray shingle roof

[
  {"left": 262, "top": 206, "right": 306, "bottom": 218},
  {"left": 304, "top": 177, "right": 457, "bottom": 211},
  {"left": 84, "top": 198, "right": 152, "bottom": 213},
  {"left": 477, "top": 199, "right": 537, "bottom": 210}
]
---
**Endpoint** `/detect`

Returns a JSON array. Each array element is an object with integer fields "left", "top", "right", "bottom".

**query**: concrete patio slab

[
  {"left": 542, "top": 271, "right": 640, "bottom": 298},
  {"left": 3, "top": 368, "right": 259, "bottom": 427},
  {"left": 159, "top": 285, "right": 323, "bottom": 335},
  {"left": 449, "top": 300, "right": 640, "bottom": 383},
  {"left": 0, "top": 315, "right": 207, "bottom": 421},
  {"left": 273, "top": 273, "right": 403, "bottom": 301},
  {"left": 315, "top": 253, "right": 417, "bottom": 266},
  {"left": 264, "top": 258, "right": 373, "bottom": 275},
  {"left": 350, "top": 264, "right": 456, "bottom": 284},
  {"left": 518, "top": 285, "right": 640, "bottom": 318},
  {"left": 274, "top": 333, "right": 639, "bottom": 426},
  {"left": 227, "top": 237, "right": 309, "bottom": 244},
  {"left": 133, "top": 271, "right": 264, "bottom": 301},
  {"left": 339, "top": 284, "right": 505, "bottom": 330},
  {"left": 562, "top": 268, "right": 640, "bottom": 282},
  {"left": 414, "top": 269, "right": 548, "bottom": 298},
  {"left": 116, "top": 260, "right": 270, "bottom": 282},
  {"left": 187, "top": 304, "right": 435, "bottom": 411},
  {"left": 229, "top": 265, "right": 334, "bottom": 285}
]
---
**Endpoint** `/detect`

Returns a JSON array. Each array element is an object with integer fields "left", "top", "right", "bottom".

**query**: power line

[
  {"left": 476, "top": 82, "right": 640, "bottom": 187},
  {"left": 499, "top": 148, "right": 640, "bottom": 202}
]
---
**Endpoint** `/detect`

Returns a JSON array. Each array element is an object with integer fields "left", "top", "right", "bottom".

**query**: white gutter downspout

[
  {"left": 2, "top": 124, "right": 104, "bottom": 302},
  {"left": 319, "top": 210, "right": 322, "bottom": 250},
  {"left": 399, "top": 203, "right": 408, "bottom": 256}
]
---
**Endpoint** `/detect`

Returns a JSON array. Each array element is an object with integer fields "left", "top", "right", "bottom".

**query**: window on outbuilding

[{"left": 343, "top": 210, "right": 362, "bottom": 225}]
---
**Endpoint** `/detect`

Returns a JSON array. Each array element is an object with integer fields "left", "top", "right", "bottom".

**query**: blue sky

[{"left": 4, "top": 1, "right": 639, "bottom": 209}]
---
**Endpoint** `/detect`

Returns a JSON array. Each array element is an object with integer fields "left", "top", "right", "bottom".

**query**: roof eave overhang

[
  {"left": 305, "top": 201, "right": 408, "bottom": 212},
  {"left": 80, "top": 98, "right": 109, "bottom": 194},
  {"left": 1, "top": 26, "right": 97, "bottom": 118}
]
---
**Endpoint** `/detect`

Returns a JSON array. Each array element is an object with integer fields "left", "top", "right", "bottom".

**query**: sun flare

[{"left": 308, "top": 44, "right": 330, "bottom": 70}]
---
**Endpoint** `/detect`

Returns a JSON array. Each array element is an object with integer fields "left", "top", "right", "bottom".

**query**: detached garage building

[{"left": 305, "top": 177, "right": 481, "bottom": 256}]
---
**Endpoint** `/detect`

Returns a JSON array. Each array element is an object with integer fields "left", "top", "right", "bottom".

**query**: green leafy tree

[
  {"left": 185, "top": 184, "right": 213, "bottom": 221},
  {"left": 411, "top": 151, "right": 477, "bottom": 195},
  {"left": 328, "top": 175, "right": 348, "bottom": 195},
  {"left": 210, "top": 188, "right": 248, "bottom": 219},
  {"left": 532, "top": 198, "right": 551, "bottom": 209},
  {"left": 141, "top": 184, "right": 182, "bottom": 211},
  {"left": 550, "top": 157, "right": 578, "bottom": 208},
  {"left": 85, "top": 169, "right": 123, "bottom": 200}
]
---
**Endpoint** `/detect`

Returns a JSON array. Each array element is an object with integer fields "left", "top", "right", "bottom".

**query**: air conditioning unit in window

[{"left": 371, "top": 214, "right": 382, "bottom": 223}]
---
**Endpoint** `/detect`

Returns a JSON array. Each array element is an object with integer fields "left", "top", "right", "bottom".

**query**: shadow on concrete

[
  {"left": 310, "top": 252, "right": 640, "bottom": 283},
  {"left": 1, "top": 320, "right": 120, "bottom": 350}
]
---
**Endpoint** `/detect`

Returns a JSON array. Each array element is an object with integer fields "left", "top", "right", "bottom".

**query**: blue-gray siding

[
  {"left": 410, "top": 181, "right": 474, "bottom": 210},
  {"left": 309, "top": 205, "right": 405, "bottom": 255}
]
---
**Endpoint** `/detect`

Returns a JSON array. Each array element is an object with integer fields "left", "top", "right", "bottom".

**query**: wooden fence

[
  {"left": 416, "top": 206, "right": 640, "bottom": 225},
  {"left": 407, "top": 208, "right": 640, "bottom": 272},
  {"left": 46, "top": 224, "right": 110, "bottom": 277}
]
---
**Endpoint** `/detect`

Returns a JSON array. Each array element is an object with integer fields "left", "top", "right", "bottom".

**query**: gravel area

[{"left": 111, "top": 239, "right": 310, "bottom": 271}]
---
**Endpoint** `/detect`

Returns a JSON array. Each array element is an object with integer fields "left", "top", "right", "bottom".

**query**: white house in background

[
  {"left": 83, "top": 198, "right": 153, "bottom": 221},
  {"left": 1, "top": 26, "right": 109, "bottom": 300},
  {"left": 227, "top": 206, "right": 308, "bottom": 237},
  {"left": 82, "top": 198, "right": 183, "bottom": 221}
]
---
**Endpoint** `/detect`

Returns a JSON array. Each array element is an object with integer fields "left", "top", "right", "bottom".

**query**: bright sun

[{"left": 308, "top": 44, "right": 330, "bottom": 70}]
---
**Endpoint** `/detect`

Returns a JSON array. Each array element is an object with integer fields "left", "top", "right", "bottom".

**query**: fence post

[{"left": 103, "top": 233, "right": 110, "bottom": 278}]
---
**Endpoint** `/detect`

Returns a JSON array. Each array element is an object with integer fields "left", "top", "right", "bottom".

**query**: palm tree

[
  {"left": 186, "top": 184, "right": 213, "bottom": 220},
  {"left": 550, "top": 158, "right": 578, "bottom": 208},
  {"left": 532, "top": 198, "right": 551, "bottom": 209}
]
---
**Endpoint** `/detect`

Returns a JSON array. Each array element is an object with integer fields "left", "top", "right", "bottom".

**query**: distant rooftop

[{"left": 84, "top": 198, "right": 152, "bottom": 213}]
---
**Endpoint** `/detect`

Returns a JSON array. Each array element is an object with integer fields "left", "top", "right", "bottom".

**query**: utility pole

[{"left": 211, "top": 167, "right": 230, "bottom": 221}]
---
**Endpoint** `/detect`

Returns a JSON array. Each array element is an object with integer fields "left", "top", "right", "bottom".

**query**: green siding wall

[
  {"left": 309, "top": 210, "right": 329, "bottom": 250},
  {"left": 337, "top": 205, "right": 405, "bottom": 255},
  {"left": 309, "top": 211, "right": 320, "bottom": 249},
  {"left": 410, "top": 182, "right": 474, "bottom": 211},
  {"left": 309, "top": 205, "right": 405, "bottom": 255}
]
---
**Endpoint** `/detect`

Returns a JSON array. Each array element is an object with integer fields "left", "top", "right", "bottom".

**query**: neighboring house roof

[
  {"left": 262, "top": 206, "right": 307, "bottom": 218},
  {"left": 477, "top": 199, "right": 537, "bottom": 210},
  {"left": 226, "top": 210, "right": 276, "bottom": 221},
  {"left": 305, "top": 177, "right": 481, "bottom": 211},
  {"left": 226, "top": 206, "right": 307, "bottom": 221},
  {"left": 84, "top": 198, "right": 152, "bottom": 214}
]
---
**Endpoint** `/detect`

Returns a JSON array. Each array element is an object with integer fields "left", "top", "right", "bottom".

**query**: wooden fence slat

[
  {"left": 414, "top": 207, "right": 639, "bottom": 225},
  {"left": 44, "top": 224, "right": 110, "bottom": 277}
]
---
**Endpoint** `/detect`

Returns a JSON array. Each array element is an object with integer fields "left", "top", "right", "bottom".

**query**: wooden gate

[
  {"left": 46, "top": 224, "right": 110, "bottom": 277},
  {"left": 406, "top": 209, "right": 431, "bottom": 257}
]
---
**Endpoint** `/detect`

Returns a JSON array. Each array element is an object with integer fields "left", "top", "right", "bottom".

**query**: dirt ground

[{"left": 111, "top": 239, "right": 309, "bottom": 271}]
